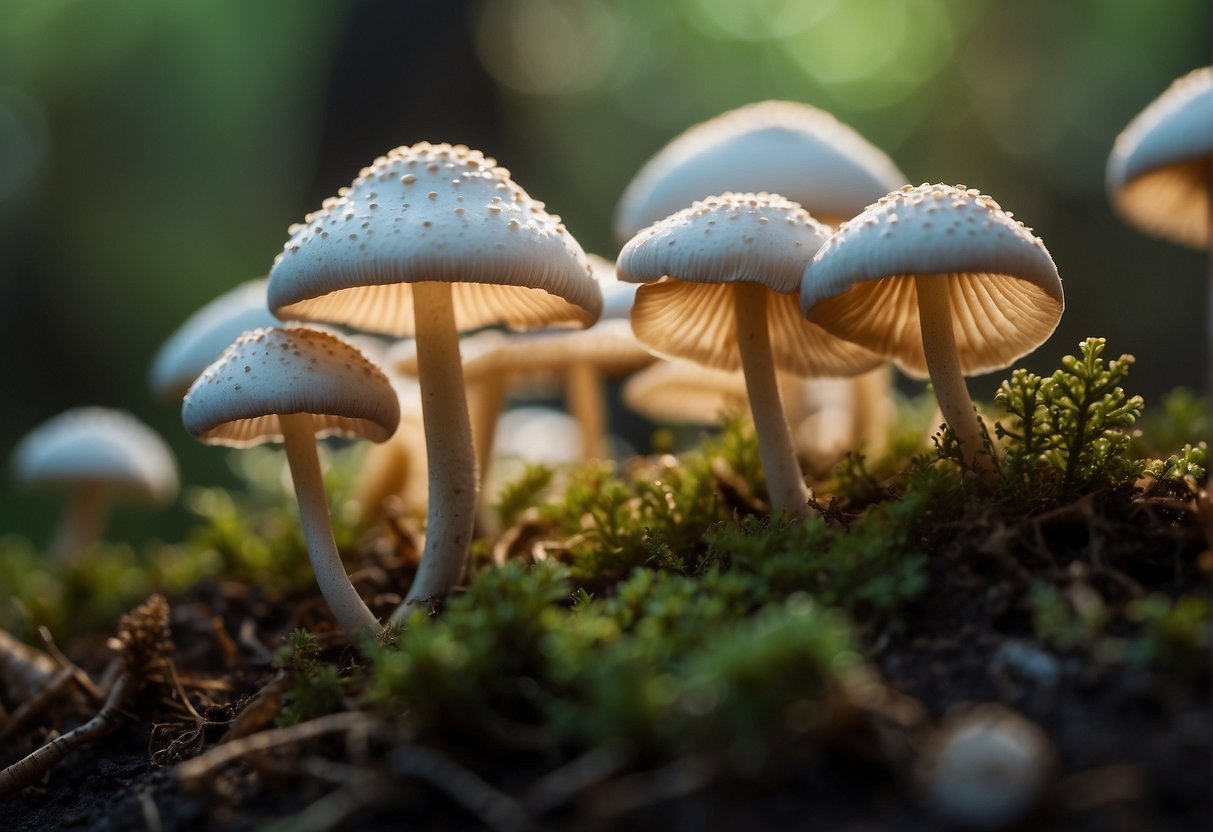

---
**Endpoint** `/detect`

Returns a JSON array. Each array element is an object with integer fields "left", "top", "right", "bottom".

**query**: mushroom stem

[
  {"left": 468, "top": 374, "right": 507, "bottom": 487},
  {"left": 47, "top": 482, "right": 109, "bottom": 557},
  {"left": 852, "top": 365, "right": 893, "bottom": 458},
  {"left": 280, "top": 412, "right": 383, "bottom": 637},
  {"left": 915, "top": 275, "right": 996, "bottom": 478},
  {"left": 396, "top": 281, "right": 477, "bottom": 617},
  {"left": 566, "top": 362, "right": 607, "bottom": 460},
  {"left": 351, "top": 437, "right": 410, "bottom": 524},
  {"left": 733, "top": 282, "right": 809, "bottom": 520}
]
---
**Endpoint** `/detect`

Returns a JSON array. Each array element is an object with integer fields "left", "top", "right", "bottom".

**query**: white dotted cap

[
  {"left": 615, "top": 101, "right": 907, "bottom": 242},
  {"left": 618, "top": 192, "right": 883, "bottom": 377},
  {"left": 622, "top": 360, "right": 750, "bottom": 426},
  {"left": 801, "top": 184, "right": 1064, "bottom": 379},
  {"left": 1107, "top": 67, "right": 1212, "bottom": 250},
  {"left": 268, "top": 142, "right": 603, "bottom": 335},
  {"left": 149, "top": 278, "right": 279, "bottom": 401},
  {"left": 12, "top": 407, "right": 178, "bottom": 503},
  {"left": 182, "top": 327, "right": 400, "bottom": 448}
]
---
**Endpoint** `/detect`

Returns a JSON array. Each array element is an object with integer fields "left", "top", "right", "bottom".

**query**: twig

[
  {"left": 0, "top": 630, "right": 58, "bottom": 703},
  {"left": 175, "top": 712, "right": 379, "bottom": 786},
  {"left": 0, "top": 666, "right": 78, "bottom": 747},
  {"left": 0, "top": 671, "right": 137, "bottom": 797},
  {"left": 388, "top": 745, "right": 536, "bottom": 832},
  {"left": 138, "top": 785, "right": 164, "bottom": 832},
  {"left": 523, "top": 743, "right": 634, "bottom": 815},
  {"left": 263, "top": 776, "right": 390, "bottom": 832}
]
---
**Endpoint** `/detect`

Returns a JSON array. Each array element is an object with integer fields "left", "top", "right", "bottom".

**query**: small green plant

[
  {"left": 1143, "top": 441, "right": 1207, "bottom": 482},
  {"left": 275, "top": 628, "right": 346, "bottom": 725},
  {"left": 995, "top": 337, "right": 1145, "bottom": 502}
]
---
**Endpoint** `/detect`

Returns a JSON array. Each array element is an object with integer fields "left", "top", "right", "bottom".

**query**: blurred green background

[{"left": 0, "top": 0, "right": 1207, "bottom": 547}]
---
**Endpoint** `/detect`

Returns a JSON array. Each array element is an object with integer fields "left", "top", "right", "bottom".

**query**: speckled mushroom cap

[
  {"left": 622, "top": 360, "right": 751, "bottom": 426},
  {"left": 618, "top": 192, "right": 883, "bottom": 376},
  {"left": 801, "top": 184, "right": 1064, "bottom": 379},
  {"left": 12, "top": 407, "right": 178, "bottom": 503},
  {"left": 149, "top": 278, "right": 279, "bottom": 401},
  {"left": 1107, "top": 67, "right": 1212, "bottom": 250},
  {"left": 268, "top": 142, "right": 602, "bottom": 335},
  {"left": 182, "top": 327, "right": 400, "bottom": 448},
  {"left": 615, "top": 101, "right": 907, "bottom": 241}
]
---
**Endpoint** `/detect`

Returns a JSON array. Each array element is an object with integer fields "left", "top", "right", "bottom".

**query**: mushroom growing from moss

[
  {"left": 619, "top": 192, "right": 880, "bottom": 519},
  {"left": 11, "top": 407, "right": 178, "bottom": 557},
  {"left": 182, "top": 326, "right": 399, "bottom": 637},
  {"left": 801, "top": 184, "right": 1064, "bottom": 475},
  {"left": 267, "top": 142, "right": 601, "bottom": 615},
  {"left": 1107, "top": 66, "right": 1212, "bottom": 250}
]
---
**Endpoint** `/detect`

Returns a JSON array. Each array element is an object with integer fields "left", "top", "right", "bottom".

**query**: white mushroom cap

[
  {"left": 149, "top": 278, "right": 280, "bottom": 401},
  {"left": 801, "top": 184, "right": 1064, "bottom": 379},
  {"left": 182, "top": 326, "right": 400, "bottom": 448},
  {"left": 1107, "top": 66, "right": 1212, "bottom": 250},
  {"left": 268, "top": 142, "right": 602, "bottom": 335},
  {"left": 615, "top": 100, "right": 907, "bottom": 241},
  {"left": 618, "top": 192, "right": 882, "bottom": 376},
  {"left": 12, "top": 407, "right": 178, "bottom": 504}
]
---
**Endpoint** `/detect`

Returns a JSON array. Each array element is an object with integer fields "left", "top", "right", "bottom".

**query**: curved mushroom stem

[
  {"left": 733, "top": 282, "right": 809, "bottom": 520},
  {"left": 280, "top": 412, "right": 383, "bottom": 638},
  {"left": 566, "top": 362, "right": 607, "bottom": 460},
  {"left": 47, "top": 483, "right": 110, "bottom": 558},
  {"left": 915, "top": 275, "right": 997, "bottom": 479},
  {"left": 395, "top": 281, "right": 477, "bottom": 618}
]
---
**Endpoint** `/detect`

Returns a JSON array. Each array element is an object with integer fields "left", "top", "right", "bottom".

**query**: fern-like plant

[{"left": 995, "top": 337, "right": 1144, "bottom": 501}]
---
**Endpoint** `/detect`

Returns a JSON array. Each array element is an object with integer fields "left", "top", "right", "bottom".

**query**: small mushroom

[
  {"left": 149, "top": 278, "right": 279, "bottom": 401},
  {"left": 11, "top": 407, "right": 178, "bottom": 557},
  {"left": 802, "top": 184, "right": 1064, "bottom": 476},
  {"left": 182, "top": 326, "right": 399, "bottom": 637},
  {"left": 267, "top": 142, "right": 602, "bottom": 615},
  {"left": 1107, "top": 66, "right": 1212, "bottom": 250},
  {"left": 618, "top": 192, "right": 881, "bottom": 519}
]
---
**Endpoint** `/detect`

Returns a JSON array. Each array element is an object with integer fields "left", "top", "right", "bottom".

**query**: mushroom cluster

[{"left": 8, "top": 97, "right": 1089, "bottom": 642}]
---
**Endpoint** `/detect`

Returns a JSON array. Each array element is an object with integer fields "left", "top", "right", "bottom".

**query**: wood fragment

[
  {"left": 176, "top": 711, "right": 380, "bottom": 787},
  {"left": 0, "top": 671, "right": 136, "bottom": 797}
]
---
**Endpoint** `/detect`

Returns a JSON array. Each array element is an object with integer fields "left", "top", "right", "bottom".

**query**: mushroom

[
  {"left": 390, "top": 256, "right": 652, "bottom": 463},
  {"left": 11, "top": 407, "right": 178, "bottom": 556},
  {"left": 623, "top": 359, "right": 807, "bottom": 430},
  {"left": 182, "top": 326, "right": 400, "bottom": 637},
  {"left": 266, "top": 142, "right": 601, "bottom": 615},
  {"left": 801, "top": 184, "right": 1064, "bottom": 475},
  {"left": 618, "top": 192, "right": 881, "bottom": 519},
  {"left": 350, "top": 376, "right": 428, "bottom": 523},
  {"left": 1107, "top": 66, "right": 1212, "bottom": 250},
  {"left": 149, "top": 278, "right": 279, "bottom": 401},
  {"left": 615, "top": 100, "right": 907, "bottom": 241}
]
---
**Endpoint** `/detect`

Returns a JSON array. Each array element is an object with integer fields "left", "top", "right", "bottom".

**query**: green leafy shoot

[{"left": 995, "top": 337, "right": 1145, "bottom": 501}]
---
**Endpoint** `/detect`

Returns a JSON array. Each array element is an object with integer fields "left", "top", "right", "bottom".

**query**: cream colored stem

[
  {"left": 915, "top": 275, "right": 996, "bottom": 477},
  {"left": 852, "top": 364, "right": 893, "bottom": 458},
  {"left": 280, "top": 412, "right": 382, "bottom": 638},
  {"left": 566, "top": 362, "right": 607, "bottom": 460},
  {"left": 396, "top": 281, "right": 476, "bottom": 617},
  {"left": 468, "top": 374, "right": 507, "bottom": 488},
  {"left": 733, "top": 283, "right": 809, "bottom": 520},
  {"left": 48, "top": 482, "right": 109, "bottom": 557}
]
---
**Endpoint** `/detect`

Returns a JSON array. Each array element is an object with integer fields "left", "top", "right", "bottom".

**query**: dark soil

[{"left": 1, "top": 481, "right": 1209, "bottom": 831}]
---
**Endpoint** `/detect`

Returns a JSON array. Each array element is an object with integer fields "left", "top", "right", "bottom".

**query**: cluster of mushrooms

[{"left": 11, "top": 67, "right": 1211, "bottom": 640}]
